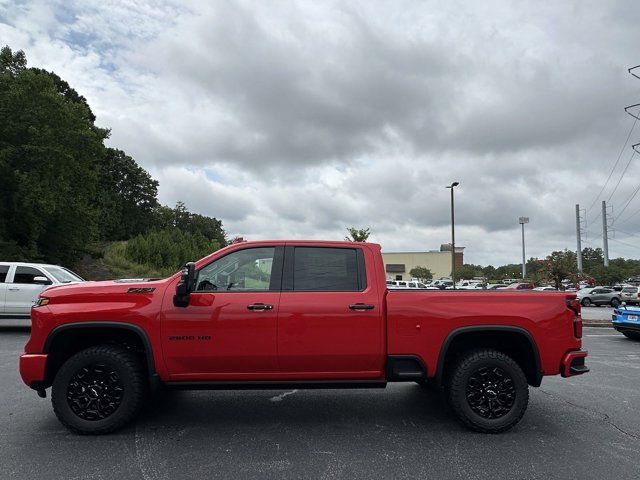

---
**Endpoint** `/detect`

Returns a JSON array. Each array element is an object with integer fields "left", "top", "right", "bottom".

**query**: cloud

[{"left": 2, "top": 0, "right": 640, "bottom": 265}]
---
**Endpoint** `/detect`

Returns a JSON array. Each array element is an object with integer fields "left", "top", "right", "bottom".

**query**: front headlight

[{"left": 33, "top": 297, "right": 50, "bottom": 307}]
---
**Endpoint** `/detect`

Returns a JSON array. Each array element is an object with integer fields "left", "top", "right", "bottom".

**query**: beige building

[{"left": 382, "top": 245, "right": 464, "bottom": 281}]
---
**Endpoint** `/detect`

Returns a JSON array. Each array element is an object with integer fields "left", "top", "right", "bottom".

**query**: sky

[{"left": 2, "top": 0, "right": 640, "bottom": 266}]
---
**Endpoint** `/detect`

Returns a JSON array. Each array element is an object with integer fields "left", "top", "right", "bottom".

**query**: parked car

[
  {"left": 533, "top": 287, "right": 557, "bottom": 291},
  {"left": 431, "top": 279, "right": 454, "bottom": 289},
  {"left": 612, "top": 304, "right": 640, "bottom": 339},
  {"left": 0, "top": 262, "right": 84, "bottom": 319},
  {"left": 457, "top": 281, "right": 485, "bottom": 290},
  {"left": 500, "top": 282, "right": 535, "bottom": 290},
  {"left": 387, "top": 280, "right": 431, "bottom": 289},
  {"left": 620, "top": 286, "right": 640, "bottom": 305},
  {"left": 612, "top": 284, "right": 631, "bottom": 292},
  {"left": 576, "top": 287, "right": 621, "bottom": 307},
  {"left": 21, "top": 240, "right": 587, "bottom": 435},
  {"left": 487, "top": 283, "right": 508, "bottom": 290}
]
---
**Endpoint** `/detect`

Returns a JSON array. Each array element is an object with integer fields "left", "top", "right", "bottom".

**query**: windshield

[{"left": 45, "top": 266, "right": 84, "bottom": 283}]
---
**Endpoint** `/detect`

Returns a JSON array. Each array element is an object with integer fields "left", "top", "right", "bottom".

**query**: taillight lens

[{"left": 566, "top": 297, "right": 582, "bottom": 339}]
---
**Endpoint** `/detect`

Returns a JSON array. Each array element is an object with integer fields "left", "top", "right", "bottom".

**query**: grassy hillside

[{"left": 73, "top": 243, "right": 168, "bottom": 280}]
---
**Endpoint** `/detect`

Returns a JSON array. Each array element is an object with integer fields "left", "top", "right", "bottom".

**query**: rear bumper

[
  {"left": 19, "top": 354, "right": 48, "bottom": 388},
  {"left": 560, "top": 350, "right": 589, "bottom": 377}
]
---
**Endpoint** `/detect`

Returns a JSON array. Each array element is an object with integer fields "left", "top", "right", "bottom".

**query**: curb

[{"left": 583, "top": 321, "right": 612, "bottom": 328}]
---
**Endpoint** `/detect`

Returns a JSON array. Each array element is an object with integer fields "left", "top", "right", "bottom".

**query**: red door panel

[
  {"left": 277, "top": 291, "right": 383, "bottom": 376},
  {"left": 161, "top": 291, "right": 280, "bottom": 379},
  {"left": 277, "top": 245, "right": 385, "bottom": 378}
]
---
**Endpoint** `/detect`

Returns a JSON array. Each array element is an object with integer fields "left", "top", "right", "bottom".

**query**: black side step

[
  {"left": 386, "top": 355, "right": 427, "bottom": 381},
  {"left": 165, "top": 380, "right": 387, "bottom": 390}
]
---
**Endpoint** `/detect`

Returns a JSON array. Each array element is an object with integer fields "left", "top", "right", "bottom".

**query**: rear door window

[
  {"left": 292, "top": 247, "right": 363, "bottom": 291},
  {"left": 13, "top": 266, "right": 50, "bottom": 284}
]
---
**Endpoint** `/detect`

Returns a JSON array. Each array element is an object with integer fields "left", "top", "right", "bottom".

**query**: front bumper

[
  {"left": 613, "top": 322, "right": 640, "bottom": 333},
  {"left": 560, "top": 350, "right": 589, "bottom": 377},
  {"left": 19, "top": 354, "right": 48, "bottom": 388}
]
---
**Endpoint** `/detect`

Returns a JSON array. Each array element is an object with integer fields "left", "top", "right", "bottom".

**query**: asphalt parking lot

[{"left": 1, "top": 326, "right": 639, "bottom": 480}]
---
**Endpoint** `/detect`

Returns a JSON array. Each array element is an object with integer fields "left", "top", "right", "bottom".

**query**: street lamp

[
  {"left": 519, "top": 216, "right": 529, "bottom": 279},
  {"left": 446, "top": 182, "right": 460, "bottom": 289}
]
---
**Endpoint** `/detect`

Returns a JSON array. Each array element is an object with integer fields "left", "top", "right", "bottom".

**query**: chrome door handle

[
  {"left": 349, "top": 303, "right": 375, "bottom": 310},
  {"left": 247, "top": 303, "right": 273, "bottom": 311}
]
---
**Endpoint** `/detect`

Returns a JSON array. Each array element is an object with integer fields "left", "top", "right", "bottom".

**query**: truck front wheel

[
  {"left": 445, "top": 349, "right": 529, "bottom": 433},
  {"left": 51, "top": 345, "right": 146, "bottom": 435}
]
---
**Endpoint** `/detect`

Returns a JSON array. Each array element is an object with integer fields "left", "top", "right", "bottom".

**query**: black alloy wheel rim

[
  {"left": 465, "top": 366, "right": 516, "bottom": 419},
  {"left": 67, "top": 364, "right": 124, "bottom": 421}
]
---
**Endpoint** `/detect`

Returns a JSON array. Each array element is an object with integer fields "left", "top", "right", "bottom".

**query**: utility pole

[
  {"left": 519, "top": 217, "right": 529, "bottom": 279},
  {"left": 576, "top": 204, "right": 583, "bottom": 273},
  {"left": 446, "top": 182, "right": 459, "bottom": 289},
  {"left": 602, "top": 200, "right": 609, "bottom": 267}
]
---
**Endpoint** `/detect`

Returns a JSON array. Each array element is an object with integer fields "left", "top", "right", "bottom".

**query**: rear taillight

[{"left": 566, "top": 298, "right": 582, "bottom": 339}]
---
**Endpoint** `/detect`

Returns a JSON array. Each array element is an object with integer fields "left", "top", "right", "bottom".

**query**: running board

[{"left": 165, "top": 380, "right": 387, "bottom": 390}]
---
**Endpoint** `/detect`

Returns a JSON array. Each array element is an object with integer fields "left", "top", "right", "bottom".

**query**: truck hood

[{"left": 42, "top": 277, "right": 173, "bottom": 299}]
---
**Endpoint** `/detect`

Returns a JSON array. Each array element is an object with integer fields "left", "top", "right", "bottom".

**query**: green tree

[
  {"left": 0, "top": 45, "right": 26, "bottom": 76},
  {"left": 0, "top": 45, "right": 228, "bottom": 268},
  {"left": 409, "top": 266, "right": 432, "bottom": 282},
  {"left": 151, "top": 202, "right": 227, "bottom": 247},
  {"left": 539, "top": 250, "right": 578, "bottom": 289},
  {"left": 493, "top": 264, "right": 522, "bottom": 281},
  {"left": 0, "top": 47, "right": 108, "bottom": 264},
  {"left": 345, "top": 227, "right": 371, "bottom": 242},
  {"left": 456, "top": 264, "right": 484, "bottom": 280},
  {"left": 123, "top": 228, "right": 220, "bottom": 275},
  {"left": 97, "top": 148, "right": 160, "bottom": 240}
]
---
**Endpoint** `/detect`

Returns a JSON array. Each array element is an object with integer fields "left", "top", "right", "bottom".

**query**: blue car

[{"left": 612, "top": 305, "right": 640, "bottom": 340}]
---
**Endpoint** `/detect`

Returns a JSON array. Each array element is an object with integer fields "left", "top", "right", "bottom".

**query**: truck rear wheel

[
  {"left": 52, "top": 345, "right": 146, "bottom": 435},
  {"left": 445, "top": 349, "right": 529, "bottom": 433}
]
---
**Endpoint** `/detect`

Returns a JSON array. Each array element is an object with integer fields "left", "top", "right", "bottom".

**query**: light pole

[
  {"left": 519, "top": 217, "right": 529, "bottom": 279},
  {"left": 446, "top": 182, "right": 460, "bottom": 289}
]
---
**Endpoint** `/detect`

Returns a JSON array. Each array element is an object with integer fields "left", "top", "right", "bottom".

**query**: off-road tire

[
  {"left": 52, "top": 345, "right": 146, "bottom": 435},
  {"left": 445, "top": 349, "right": 529, "bottom": 433}
]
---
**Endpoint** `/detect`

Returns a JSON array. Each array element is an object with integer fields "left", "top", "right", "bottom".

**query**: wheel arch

[
  {"left": 42, "top": 322, "right": 156, "bottom": 387},
  {"left": 435, "top": 325, "right": 542, "bottom": 387}
]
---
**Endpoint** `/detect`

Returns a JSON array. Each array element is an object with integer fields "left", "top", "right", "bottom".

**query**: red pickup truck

[{"left": 20, "top": 240, "right": 588, "bottom": 435}]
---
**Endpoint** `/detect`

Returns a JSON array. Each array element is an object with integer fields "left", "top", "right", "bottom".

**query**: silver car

[
  {"left": 620, "top": 286, "right": 640, "bottom": 305},
  {"left": 577, "top": 286, "right": 621, "bottom": 307}
]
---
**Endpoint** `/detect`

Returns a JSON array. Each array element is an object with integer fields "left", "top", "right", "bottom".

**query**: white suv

[{"left": 0, "top": 262, "right": 84, "bottom": 319}]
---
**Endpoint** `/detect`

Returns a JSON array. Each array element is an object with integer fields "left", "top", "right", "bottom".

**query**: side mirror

[
  {"left": 174, "top": 262, "right": 196, "bottom": 307},
  {"left": 33, "top": 276, "right": 51, "bottom": 285}
]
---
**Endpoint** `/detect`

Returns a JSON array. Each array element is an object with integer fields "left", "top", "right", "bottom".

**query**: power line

[
  {"left": 606, "top": 148, "right": 637, "bottom": 204},
  {"left": 614, "top": 228, "right": 640, "bottom": 239},
  {"left": 609, "top": 237, "right": 640, "bottom": 250},
  {"left": 587, "top": 113, "right": 638, "bottom": 212},
  {"left": 587, "top": 210, "right": 601, "bottom": 228},
  {"left": 620, "top": 204, "right": 640, "bottom": 223},
  {"left": 613, "top": 153, "right": 640, "bottom": 222}
]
